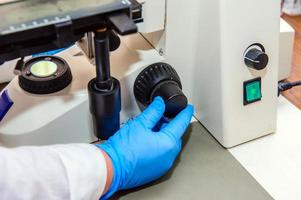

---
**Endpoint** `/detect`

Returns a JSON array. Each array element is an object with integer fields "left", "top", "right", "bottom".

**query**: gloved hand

[{"left": 97, "top": 97, "right": 194, "bottom": 199}]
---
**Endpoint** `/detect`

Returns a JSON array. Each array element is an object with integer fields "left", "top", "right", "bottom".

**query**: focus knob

[
  {"left": 244, "top": 46, "right": 269, "bottom": 70},
  {"left": 134, "top": 63, "right": 188, "bottom": 118}
]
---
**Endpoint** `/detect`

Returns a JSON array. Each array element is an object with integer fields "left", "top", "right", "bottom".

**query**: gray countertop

[{"left": 114, "top": 122, "right": 273, "bottom": 200}]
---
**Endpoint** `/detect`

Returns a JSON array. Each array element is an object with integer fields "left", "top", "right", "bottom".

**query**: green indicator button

[{"left": 244, "top": 78, "right": 262, "bottom": 105}]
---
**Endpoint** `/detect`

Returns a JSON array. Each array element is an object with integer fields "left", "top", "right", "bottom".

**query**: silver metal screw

[{"left": 159, "top": 48, "right": 164, "bottom": 56}]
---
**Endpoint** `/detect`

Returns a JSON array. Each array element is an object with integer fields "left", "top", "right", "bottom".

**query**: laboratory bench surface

[
  {"left": 113, "top": 96, "right": 301, "bottom": 200},
  {"left": 114, "top": 122, "right": 273, "bottom": 200}
]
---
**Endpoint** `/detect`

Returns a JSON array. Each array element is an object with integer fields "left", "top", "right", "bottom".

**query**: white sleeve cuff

[{"left": 47, "top": 144, "right": 107, "bottom": 200}]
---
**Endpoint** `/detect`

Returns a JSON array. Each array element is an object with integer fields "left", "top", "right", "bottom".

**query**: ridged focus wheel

[{"left": 134, "top": 62, "right": 187, "bottom": 118}]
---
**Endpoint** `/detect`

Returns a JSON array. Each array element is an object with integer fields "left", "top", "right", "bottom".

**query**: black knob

[
  {"left": 244, "top": 48, "right": 269, "bottom": 70},
  {"left": 134, "top": 63, "right": 188, "bottom": 118}
]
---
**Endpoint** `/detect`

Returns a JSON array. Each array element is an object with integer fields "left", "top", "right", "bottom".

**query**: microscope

[
  {"left": 0, "top": 0, "right": 187, "bottom": 146},
  {"left": 0, "top": 0, "right": 280, "bottom": 148}
]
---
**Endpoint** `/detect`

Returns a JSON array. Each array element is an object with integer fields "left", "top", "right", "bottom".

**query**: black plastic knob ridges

[
  {"left": 134, "top": 62, "right": 182, "bottom": 104},
  {"left": 134, "top": 62, "right": 187, "bottom": 118}
]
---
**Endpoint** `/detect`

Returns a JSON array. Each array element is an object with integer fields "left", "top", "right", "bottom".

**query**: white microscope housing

[
  {"left": 141, "top": 0, "right": 280, "bottom": 147},
  {"left": 0, "top": 0, "right": 280, "bottom": 148}
]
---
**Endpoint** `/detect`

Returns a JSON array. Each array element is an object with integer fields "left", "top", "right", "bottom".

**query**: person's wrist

[
  {"left": 100, "top": 150, "right": 113, "bottom": 195},
  {"left": 96, "top": 143, "right": 122, "bottom": 199}
]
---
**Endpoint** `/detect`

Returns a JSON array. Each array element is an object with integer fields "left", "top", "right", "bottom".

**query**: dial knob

[
  {"left": 244, "top": 47, "right": 269, "bottom": 70},
  {"left": 134, "top": 63, "right": 188, "bottom": 118}
]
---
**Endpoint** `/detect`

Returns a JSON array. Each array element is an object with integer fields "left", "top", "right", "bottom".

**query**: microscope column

[{"left": 88, "top": 29, "right": 121, "bottom": 140}]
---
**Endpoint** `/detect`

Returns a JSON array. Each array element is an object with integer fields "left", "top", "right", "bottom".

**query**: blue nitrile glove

[{"left": 96, "top": 96, "right": 194, "bottom": 199}]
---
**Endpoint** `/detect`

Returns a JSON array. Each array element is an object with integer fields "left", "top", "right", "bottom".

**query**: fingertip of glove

[
  {"left": 185, "top": 104, "right": 194, "bottom": 115},
  {"left": 151, "top": 96, "right": 166, "bottom": 111},
  {"left": 153, "top": 96, "right": 164, "bottom": 104}
]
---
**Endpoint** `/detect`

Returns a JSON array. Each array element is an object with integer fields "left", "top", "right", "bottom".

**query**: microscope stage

[
  {"left": 0, "top": 0, "right": 128, "bottom": 35},
  {"left": 0, "top": 0, "right": 141, "bottom": 62}
]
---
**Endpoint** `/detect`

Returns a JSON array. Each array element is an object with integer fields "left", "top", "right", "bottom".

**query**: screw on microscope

[{"left": 159, "top": 48, "right": 164, "bottom": 56}]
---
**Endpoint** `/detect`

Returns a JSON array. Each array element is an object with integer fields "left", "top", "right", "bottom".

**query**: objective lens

[{"left": 30, "top": 61, "right": 58, "bottom": 77}]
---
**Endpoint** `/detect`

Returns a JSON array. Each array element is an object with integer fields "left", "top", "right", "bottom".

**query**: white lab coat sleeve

[{"left": 0, "top": 144, "right": 107, "bottom": 200}]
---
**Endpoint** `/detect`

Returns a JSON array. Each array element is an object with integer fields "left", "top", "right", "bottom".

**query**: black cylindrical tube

[
  {"left": 94, "top": 31, "right": 111, "bottom": 89},
  {"left": 88, "top": 77, "right": 121, "bottom": 140}
]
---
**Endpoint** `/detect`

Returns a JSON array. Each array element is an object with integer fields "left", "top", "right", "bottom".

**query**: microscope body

[
  {"left": 162, "top": 0, "right": 280, "bottom": 147},
  {"left": 140, "top": 0, "right": 280, "bottom": 148},
  {"left": 0, "top": 0, "right": 280, "bottom": 148},
  {"left": 0, "top": 33, "right": 163, "bottom": 146}
]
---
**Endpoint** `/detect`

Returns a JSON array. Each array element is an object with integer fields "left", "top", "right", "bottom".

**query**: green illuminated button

[{"left": 244, "top": 78, "right": 262, "bottom": 105}]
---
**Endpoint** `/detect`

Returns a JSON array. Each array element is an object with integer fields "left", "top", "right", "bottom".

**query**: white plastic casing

[
  {"left": 136, "top": 0, "right": 166, "bottom": 33},
  {"left": 0, "top": 60, "right": 16, "bottom": 83},
  {"left": 160, "top": 0, "right": 280, "bottom": 147}
]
